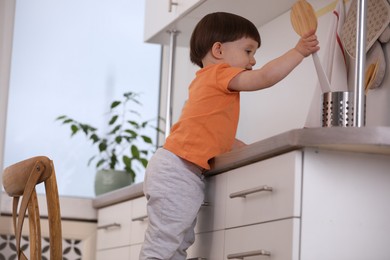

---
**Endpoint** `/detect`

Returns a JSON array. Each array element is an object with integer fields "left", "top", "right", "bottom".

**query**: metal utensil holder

[{"left": 322, "top": 91, "right": 354, "bottom": 127}]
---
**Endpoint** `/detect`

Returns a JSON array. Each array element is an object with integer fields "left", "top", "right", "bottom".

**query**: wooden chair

[{"left": 2, "top": 156, "right": 62, "bottom": 260}]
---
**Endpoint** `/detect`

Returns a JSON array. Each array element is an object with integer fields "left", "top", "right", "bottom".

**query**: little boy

[{"left": 140, "top": 12, "right": 319, "bottom": 260}]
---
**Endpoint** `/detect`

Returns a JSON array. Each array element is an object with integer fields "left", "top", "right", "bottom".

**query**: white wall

[
  {"left": 160, "top": 0, "right": 390, "bottom": 145},
  {"left": 161, "top": 0, "right": 332, "bottom": 144}
]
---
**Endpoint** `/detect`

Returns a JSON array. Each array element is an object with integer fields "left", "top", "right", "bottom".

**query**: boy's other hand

[{"left": 295, "top": 29, "right": 320, "bottom": 57}]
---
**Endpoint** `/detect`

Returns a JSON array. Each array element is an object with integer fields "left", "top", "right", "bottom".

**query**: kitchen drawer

[
  {"left": 226, "top": 151, "right": 302, "bottom": 228},
  {"left": 130, "top": 244, "right": 143, "bottom": 259},
  {"left": 195, "top": 173, "right": 227, "bottom": 233},
  {"left": 130, "top": 196, "right": 148, "bottom": 244},
  {"left": 224, "top": 218, "right": 300, "bottom": 260},
  {"left": 187, "top": 230, "right": 225, "bottom": 260},
  {"left": 96, "top": 246, "right": 131, "bottom": 260},
  {"left": 96, "top": 200, "right": 132, "bottom": 250}
]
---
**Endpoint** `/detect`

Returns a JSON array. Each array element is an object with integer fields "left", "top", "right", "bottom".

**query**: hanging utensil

[
  {"left": 291, "top": 0, "right": 331, "bottom": 93},
  {"left": 364, "top": 60, "right": 379, "bottom": 94}
]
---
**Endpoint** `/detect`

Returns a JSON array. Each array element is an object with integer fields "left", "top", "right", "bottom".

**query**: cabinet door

[
  {"left": 96, "top": 246, "right": 131, "bottom": 260},
  {"left": 300, "top": 149, "right": 390, "bottom": 260},
  {"left": 224, "top": 219, "right": 300, "bottom": 260},
  {"left": 226, "top": 151, "right": 302, "bottom": 228},
  {"left": 130, "top": 196, "right": 148, "bottom": 244},
  {"left": 187, "top": 230, "right": 225, "bottom": 260},
  {"left": 130, "top": 244, "right": 143, "bottom": 259},
  {"left": 195, "top": 172, "right": 227, "bottom": 233},
  {"left": 144, "top": 0, "right": 206, "bottom": 42},
  {"left": 96, "top": 200, "right": 132, "bottom": 250}
]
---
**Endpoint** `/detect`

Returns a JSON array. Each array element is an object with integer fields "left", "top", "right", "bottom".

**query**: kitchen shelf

[{"left": 144, "top": 0, "right": 297, "bottom": 46}]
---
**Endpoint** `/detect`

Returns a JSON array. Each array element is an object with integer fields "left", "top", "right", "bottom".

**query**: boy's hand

[
  {"left": 295, "top": 29, "right": 320, "bottom": 57},
  {"left": 232, "top": 138, "right": 247, "bottom": 150}
]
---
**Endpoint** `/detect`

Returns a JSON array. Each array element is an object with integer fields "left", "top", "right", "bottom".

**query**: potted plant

[{"left": 56, "top": 91, "right": 159, "bottom": 195}]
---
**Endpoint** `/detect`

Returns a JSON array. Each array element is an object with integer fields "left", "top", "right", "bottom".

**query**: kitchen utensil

[
  {"left": 364, "top": 63, "right": 375, "bottom": 93},
  {"left": 341, "top": 0, "right": 390, "bottom": 58},
  {"left": 291, "top": 0, "right": 331, "bottom": 93},
  {"left": 364, "top": 60, "right": 379, "bottom": 94},
  {"left": 322, "top": 91, "right": 354, "bottom": 127}
]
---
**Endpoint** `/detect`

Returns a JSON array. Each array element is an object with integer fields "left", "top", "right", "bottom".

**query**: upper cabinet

[{"left": 144, "top": 0, "right": 297, "bottom": 46}]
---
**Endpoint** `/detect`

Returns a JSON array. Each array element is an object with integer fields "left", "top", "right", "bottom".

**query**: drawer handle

[
  {"left": 227, "top": 249, "right": 271, "bottom": 259},
  {"left": 97, "top": 222, "right": 121, "bottom": 230},
  {"left": 229, "top": 185, "right": 273, "bottom": 199},
  {"left": 132, "top": 214, "right": 148, "bottom": 222},
  {"left": 168, "top": 0, "right": 178, "bottom": 12},
  {"left": 187, "top": 258, "right": 207, "bottom": 260},
  {"left": 201, "top": 201, "right": 210, "bottom": 207}
]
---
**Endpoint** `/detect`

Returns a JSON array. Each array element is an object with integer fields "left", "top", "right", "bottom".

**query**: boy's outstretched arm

[{"left": 229, "top": 30, "right": 319, "bottom": 92}]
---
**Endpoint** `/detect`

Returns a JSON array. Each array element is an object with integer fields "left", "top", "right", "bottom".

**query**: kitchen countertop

[
  {"left": 1, "top": 192, "right": 97, "bottom": 221},
  {"left": 93, "top": 126, "right": 390, "bottom": 209}
]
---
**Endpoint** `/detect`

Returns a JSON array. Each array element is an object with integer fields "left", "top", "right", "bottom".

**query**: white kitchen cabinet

[
  {"left": 187, "top": 230, "right": 225, "bottom": 259},
  {"left": 195, "top": 171, "right": 227, "bottom": 233},
  {"left": 144, "top": 0, "right": 206, "bottom": 45},
  {"left": 130, "top": 196, "right": 148, "bottom": 245},
  {"left": 189, "top": 148, "right": 390, "bottom": 259},
  {"left": 96, "top": 200, "right": 132, "bottom": 250},
  {"left": 96, "top": 197, "right": 148, "bottom": 259},
  {"left": 144, "top": 0, "right": 297, "bottom": 46},
  {"left": 299, "top": 149, "right": 390, "bottom": 260},
  {"left": 93, "top": 128, "right": 390, "bottom": 259},
  {"left": 96, "top": 247, "right": 131, "bottom": 260},
  {"left": 226, "top": 151, "right": 302, "bottom": 228},
  {"left": 225, "top": 219, "right": 300, "bottom": 260}
]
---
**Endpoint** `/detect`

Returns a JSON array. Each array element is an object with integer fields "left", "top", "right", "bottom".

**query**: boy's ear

[{"left": 211, "top": 42, "right": 223, "bottom": 59}]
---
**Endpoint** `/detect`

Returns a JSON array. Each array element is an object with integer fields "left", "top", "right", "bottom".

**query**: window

[{"left": 4, "top": 0, "right": 161, "bottom": 197}]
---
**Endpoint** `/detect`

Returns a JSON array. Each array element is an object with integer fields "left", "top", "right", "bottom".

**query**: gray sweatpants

[{"left": 139, "top": 148, "right": 206, "bottom": 260}]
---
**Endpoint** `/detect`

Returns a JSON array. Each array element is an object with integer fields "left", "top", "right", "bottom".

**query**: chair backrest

[{"left": 2, "top": 156, "right": 62, "bottom": 260}]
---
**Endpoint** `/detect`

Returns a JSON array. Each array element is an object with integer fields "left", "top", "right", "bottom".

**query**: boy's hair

[{"left": 190, "top": 12, "right": 261, "bottom": 68}]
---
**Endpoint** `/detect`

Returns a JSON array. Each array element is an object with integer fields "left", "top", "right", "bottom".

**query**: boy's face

[{"left": 219, "top": 37, "right": 258, "bottom": 70}]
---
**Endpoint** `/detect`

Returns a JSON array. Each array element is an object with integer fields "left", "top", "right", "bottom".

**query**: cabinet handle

[
  {"left": 187, "top": 258, "right": 207, "bottom": 260},
  {"left": 168, "top": 0, "right": 178, "bottom": 12},
  {"left": 97, "top": 222, "right": 121, "bottom": 230},
  {"left": 131, "top": 214, "right": 148, "bottom": 222},
  {"left": 229, "top": 185, "right": 273, "bottom": 199},
  {"left": 201, "top": 201, "right": 210, "bottom": 207},
  {"left": 227, "top": 249, "right": 271, "bottom": 259}
]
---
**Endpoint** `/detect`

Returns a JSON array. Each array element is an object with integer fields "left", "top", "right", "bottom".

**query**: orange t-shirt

[{"left": 163, "top": 63, "right": 244, "bottom": 169}]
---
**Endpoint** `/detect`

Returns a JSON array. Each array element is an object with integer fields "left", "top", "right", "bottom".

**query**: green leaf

[
  {"left": 123, "top": 156, "right": 131, "bottom": 169},
  {"left": 131, "top": 145, "right": 140, "bottom": 158},
  {"left": 127, "top": 120, "right": 139, "bottom": 128},
  {"left": 87, "top": 156, "right": 96, "bottom": 166},
  {"left": 128, "top": 168, "right": 136, "bottom": 182},
  {"left": 56, "top": 115, "right": 66, "bottom": 120},
  {"left": 141, "top": 135, "right": 152, "bottom": 144},
  {"left": 140, "top": 150, "right": 149, "bottom": 156},
  {"left": 110, "top": 101, "right": 121, "bottom": 109},
  {"left": 71, "top": 125, "right": 79, "bottom": 136},
  {"left": 109, "top": 125, "right": 121, "bottom": 135},
  {"left": 98, "top": 141, "right": 107, "bottom": 152},
  {"left": 96, "top": 159, "right": 105, "bottom": 168},
  {"left": 141, "top": 121, "right": 148, "bottom": 128},
  {"left": 109, "top": 115, "right": 118, "bottom": 125},
  {"left": 124, "top": 129, "right": 137, "bottom": 137},
  {"left": 115, "top": 136, "right": 122, "bottom": 144},
  {"left": 80, "top": 124, "right": 91, "bottom": 135},
  {"left": 90, "top": 134, "right": 100, "bottom": 143},
  {"left": 139, "top": 158, "right": 148, "bottom": 168},
  {"left": 109, "top": 154, "right": 117, "bottom": 169},
  {"left": 63, "top": 119, "right": 74, "bottom": 124}
]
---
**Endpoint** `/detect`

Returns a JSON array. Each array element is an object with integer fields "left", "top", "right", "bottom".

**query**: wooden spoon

[
  {"left": 291, "top": 0, "right": 331, "bottom": 93},
  {"left": 365, "top": 60, "right": 379, "bottom": 94}
]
